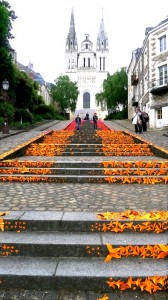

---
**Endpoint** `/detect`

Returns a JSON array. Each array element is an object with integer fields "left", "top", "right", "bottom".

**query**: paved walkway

[{"left": 0, "top": 119, "right": 167, "bottom": 212}]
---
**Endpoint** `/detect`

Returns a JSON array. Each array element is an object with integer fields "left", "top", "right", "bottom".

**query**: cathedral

[{"left": 65, "top": 9, "right": 109, "bottom": 120}]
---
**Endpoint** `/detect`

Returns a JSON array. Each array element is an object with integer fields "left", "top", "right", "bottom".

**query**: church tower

[
  {"left": 96, "top": 12, "right": 109, "bottom": 71},
  {"left": 65, "top": 9, "right": 78, "bottom": 73},
  {"left": 65, "top": 9, "right": 109, "bottom": 119}
]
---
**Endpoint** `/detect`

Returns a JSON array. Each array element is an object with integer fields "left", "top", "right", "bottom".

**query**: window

[
  {"left": 158, "top": 65, "right": 167, "bottom": 85},
  {"left": 159, "top": 36, "right": 166, "bottom": 52},
  {"left": 83, "top": 58, "right": 85, "bottom": 67},
  {"left": 103, "top": 57, "right": 105, "bottom": 70},
  {"left": 88, "top": 58, "right": 90, "bottom": 67},
  {"left": 86, "top": 44, "right": 88, "bottom": 49},
  {"left": 157, "top": 109, "right": 162, "bottom": 119},
  {"left": 83, "top": 92, "right": 90, "bottom": 108}
]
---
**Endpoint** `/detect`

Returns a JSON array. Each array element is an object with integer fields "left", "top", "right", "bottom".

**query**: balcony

[
  {"left": 131, "top": 74, "right": 139, "bottom": 86},
  {"left": 132, "top": 96, "right": 139, "bottom": 106},
  {"left": 150, "top": 78, "right": 168, "bottom": 95}
]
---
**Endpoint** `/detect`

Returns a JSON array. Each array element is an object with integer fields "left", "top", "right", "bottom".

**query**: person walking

[
  {"left": 93, "top": 112, "right": 98, "bottom": 130},
  {"left": 75, "top": 114, "right": 81, "bottom": 131},
  {"left": 132, "top": 107, "right": 143, "bottom": 133},
  {"left": 141, "top": 111, "right": 149, "bottom": 132}
]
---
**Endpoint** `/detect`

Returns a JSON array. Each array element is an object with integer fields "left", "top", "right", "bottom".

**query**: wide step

[
  {"left": 0, "top": 211, "right": 167, "bottom": 295},
  {"left": 0, "top": 257, "right": 166, "bottom": 291}
]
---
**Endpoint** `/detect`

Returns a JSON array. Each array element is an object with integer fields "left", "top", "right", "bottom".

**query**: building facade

[
  {"left": 127, "top": 17, "right": 168, "bottom": 129},
  {"left": 65, "top": 9, "right": 109, "bottom": 120}
]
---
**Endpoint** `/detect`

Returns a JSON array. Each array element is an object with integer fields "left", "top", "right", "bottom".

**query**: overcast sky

[{"left": 8, "top": 0, "right": 168, "bottom": 83}]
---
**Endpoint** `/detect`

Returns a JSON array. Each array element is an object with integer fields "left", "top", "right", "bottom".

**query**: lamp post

[{"left": 2, "top": 79, "right": 9, "bottom": 134}]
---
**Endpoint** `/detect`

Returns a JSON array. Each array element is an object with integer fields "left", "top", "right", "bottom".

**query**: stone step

[
  {"left": 0, "top": 174, "right": 167, "bottom": 183},
  {"left": 0, "top": 231, "right": 167, "bottom": 257},
  {"left": 2, "top": 211, "right": 167, "bottom": 232},
  {"left": 0, "top": 167, "right": 167, "bottom": 176},
  {"left": 0, "top": 212, "right": 167, "bottom": 295},
  {"left": 1, "top": 160, "right": 167, "bottom": 168},
  {"left": 0, "top": 256, "right": 166, "bottom": 291}
]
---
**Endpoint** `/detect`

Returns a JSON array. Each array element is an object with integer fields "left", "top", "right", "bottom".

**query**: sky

[{"left": 7, "top": 0, "right": 168, "bottom": 83}]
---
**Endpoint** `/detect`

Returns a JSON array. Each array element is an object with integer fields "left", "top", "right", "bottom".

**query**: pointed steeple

[
  {"left": 66, "top": 8, "right": 78, "bottom": 51},
  {"left": 97, "top": 10, "right": 108, "bottom": 51}
]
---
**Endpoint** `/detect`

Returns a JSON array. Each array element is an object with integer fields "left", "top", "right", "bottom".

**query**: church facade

[{"left": 65, "top": 9, "right": 109, "bottom": 120}]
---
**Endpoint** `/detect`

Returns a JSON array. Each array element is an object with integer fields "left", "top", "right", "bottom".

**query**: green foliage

[
  {"left": 105, "top": 107, "right": 128, "bottom": 120},
  {"left": 13, "top": 69, "right": 39, "bottom": 112},
  {"left": 35, "top": 104, "right": 55, "bottom": 118},
  {"left": 55, "top": 114, "right": 64, "bottom": 120},
  {"left": 0, "top": 46, "right": 13, "bottom": 84},
  {"left": 42, "top": 112, "right": 52, "bottom": 120},
  {"left": 0, "top": 1, "right": 17, "bottom": 42},
  {"left": 0, "top": 1, "right": 17, "bottom": 84},
  {"left": 51, "top": 75, "right": 79, "bottom": 112},
  {"left": 0, "top": 116, "right": 3, "bottom": 126},
  {"left": 0, "top": 101, "right": 15, "bottom": 122},
  {"left": 96, "top": 67, "right": 128, "bottom": 111},
  {"left": 14, "top": 109, "right": 34, "bottom": 123},
  {"left": 34, "top": 114, "right": 43, "bottom": 122},
  {"left": 0, "top": 4, "right": 9, "bottom": 45},
  {"left": 37, "top": 95, "right": 45, "bottom": 106}
]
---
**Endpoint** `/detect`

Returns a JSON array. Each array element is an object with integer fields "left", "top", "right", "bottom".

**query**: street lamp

[
  {"left": 2, "top": 79, "right": 9, "bottom": 91},
  {"left": 2, "top": 79, "right": 9, "bottom": 134}
]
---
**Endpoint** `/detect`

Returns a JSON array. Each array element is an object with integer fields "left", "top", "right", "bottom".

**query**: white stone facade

[
  {"left": 127, "top": 17, "right": 168, "bottom": 129},
  {"left": 65, "top": 10, "right": 109, "bottom": 120}
]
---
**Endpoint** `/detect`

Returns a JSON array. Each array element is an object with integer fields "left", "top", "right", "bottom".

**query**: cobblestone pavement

[{"left": 0, "top": 120, "right": 168, "bottom": 212}]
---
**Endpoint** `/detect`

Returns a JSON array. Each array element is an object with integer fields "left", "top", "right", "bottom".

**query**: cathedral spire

[
  {"left": 66, "top": 8, "right": 78, "bottom": 51},
  {"left": 96, "top": 12, "right": 108, "bottom": 51}
]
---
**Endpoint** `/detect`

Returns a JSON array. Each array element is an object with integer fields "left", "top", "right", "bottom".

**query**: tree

[
  {"left": 96, "top": 67, "right": 128, "bottom": 111},
  {"left": 51, "top": 75, "right": 79, "bottom": 112},
  {"left": 0, "top": 0, "right": 17, "bottom": 85},
  {"left": 13, "top": 67, "right": 39, "bottom": 112}
]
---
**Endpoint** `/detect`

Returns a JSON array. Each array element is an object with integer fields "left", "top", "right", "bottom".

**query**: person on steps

[
  {"left": 75, "top": 114, "right": 81, "bottom": 131},
  {"left": 93, "top": 113, "right": 98, "bottom": 130}
]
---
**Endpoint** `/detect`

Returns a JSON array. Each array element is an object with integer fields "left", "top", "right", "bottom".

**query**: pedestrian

[
  {"left": 141, "top": 111, "right": 149, "bottom": 132},
  {"left": 132, "top": 107, "right": 143, "bottom": 134},
  {"left": 93, "top": 112, "right": 98, "bottom": 130},
  {"left": 75, "top": 114, "right": 81, "bottom": 131},
  {"left": 86, "top": 112, "right": 89, "bottom": 120}
]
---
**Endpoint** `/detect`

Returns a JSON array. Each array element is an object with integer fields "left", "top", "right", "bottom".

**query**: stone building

[
  {"left": 65, "top": 9, "right": 109, "bottom": 120},
  {"left": 127, "top": 17, "right": 168, "bottom": 129}
]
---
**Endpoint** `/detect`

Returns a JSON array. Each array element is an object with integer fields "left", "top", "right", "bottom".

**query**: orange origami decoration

[
  {"left": 106, "top": 276, "right": 167, "bottom": 293},
  {"left": 91, "top": 220, "right": 167, "bottom": 233},
  {"left": 104, "top": 244, "right": 168, "bottom": 261},
  {"left": 96, "top": 210, "right": 168, "bottom": 221}
]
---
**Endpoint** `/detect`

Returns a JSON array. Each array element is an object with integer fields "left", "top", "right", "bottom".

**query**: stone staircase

[
  {"left": 0, "top": 160, "right": 168, "bottom": 183},
  {"left": 0, "top": 211, "right": 167, "bottom": 299},
  {"left": 0, "top": 121, "right": 167, "bottom": 183}
]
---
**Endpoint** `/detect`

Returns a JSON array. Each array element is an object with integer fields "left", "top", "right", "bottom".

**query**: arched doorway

[{"left": 83, "top": 92, "right": 90, "bottom": 108}]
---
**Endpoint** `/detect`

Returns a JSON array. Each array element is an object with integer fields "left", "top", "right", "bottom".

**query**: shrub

[
  {"left": 42, "top": 112, "right": 52, "bottom": 120},
  {"left": 105, "top": 108, "right": 128, "bottom": 120},
  {"left": 15, "top": 109, "right": 34, "bottom": 123},
  {"left": 0, "top": 102, "right": 15, "bottom": 123},
  {"left": 35, "top": 104, "right": 55, "bottom": 118},
  {"left": 34, "top": 114, "right": 43, "bottom": 122}
]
